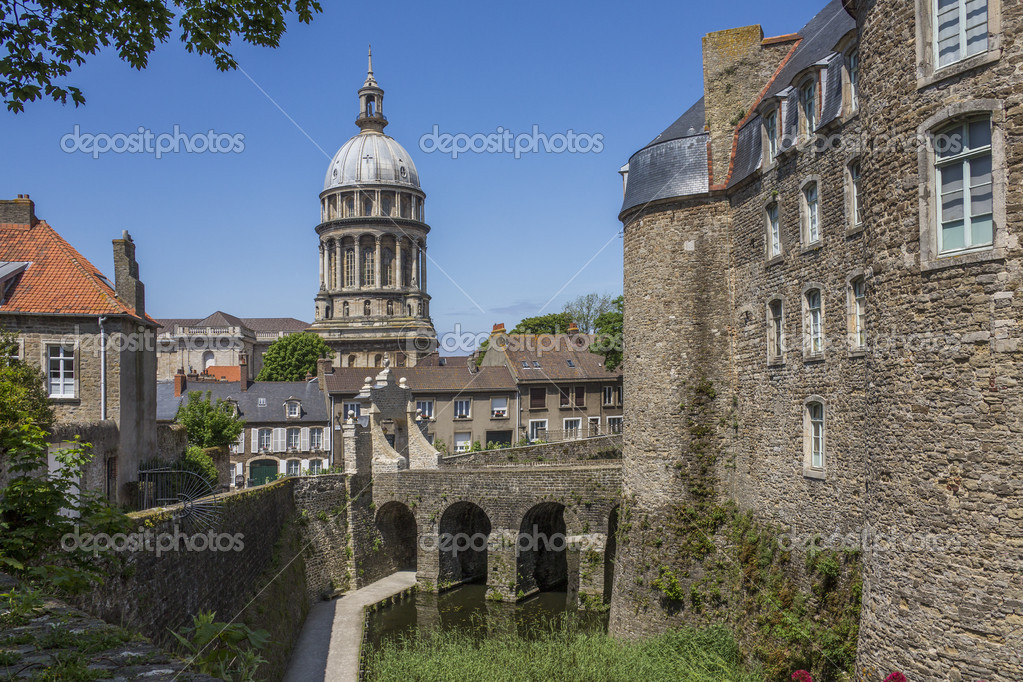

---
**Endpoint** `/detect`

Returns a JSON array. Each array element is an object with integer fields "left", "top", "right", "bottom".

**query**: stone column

[
  {"left": 396, "top": 237, "right": 404, "bottom": 289},
  {"left": 374, "top": 235, "right": 382, "bottom": 289},
  {"left": 411, "top": 243, "right": 420, "bottom": 288},
  {"left": 334, "top": 240, "right": 343, "bottom": 291},
  {"left": 318, "top": 242, "right": 325, "bottom": 290},
  {"left": 486, "top": 528, "right": 518, "bottom": 601}
]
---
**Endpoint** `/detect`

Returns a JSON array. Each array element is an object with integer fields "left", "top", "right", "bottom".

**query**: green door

[{"left": 249, "top": 460, "right": 278, "bottom": 486}]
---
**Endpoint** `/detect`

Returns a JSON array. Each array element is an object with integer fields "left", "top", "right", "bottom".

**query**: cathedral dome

[{"left": 323, "top": 132, "right": 420, "bottom": 192}]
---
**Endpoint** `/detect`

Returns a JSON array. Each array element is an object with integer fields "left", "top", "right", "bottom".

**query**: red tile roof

[{"left": 0, "top": 220, "right": 153, "bottom": 322}]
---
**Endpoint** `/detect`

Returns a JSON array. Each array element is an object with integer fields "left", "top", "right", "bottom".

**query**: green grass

[{"left": 365, "top": 622, "right": 761, "bottom": 681}]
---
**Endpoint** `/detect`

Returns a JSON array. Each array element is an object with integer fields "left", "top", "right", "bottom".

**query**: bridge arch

[
  {"left": 517, "top": 501, "right": 568, "bottom": 595},
  {"left": 438, "top": 501, "right": 491, "bottom": 588},
  {"left": 375, "top": 501, "right": 418, "bottom": 571}
]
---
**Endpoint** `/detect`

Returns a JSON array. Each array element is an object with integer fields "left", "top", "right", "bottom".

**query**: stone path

[{"left": 283, "top": 571, "right": 417, "bottom": 682}]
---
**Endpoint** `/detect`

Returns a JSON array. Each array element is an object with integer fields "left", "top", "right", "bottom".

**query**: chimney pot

[{"left": 173, "top": 371, "right": 186, "bottom": 397}]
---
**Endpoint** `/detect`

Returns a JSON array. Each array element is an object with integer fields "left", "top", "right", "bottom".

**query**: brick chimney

[
  {"left": 492, "top": 323, "right": 506, "bottom": 335},
  {"left": 112, "top": 231, "right": 146, "bottom": 317},
  {"left": 567, "top": 322, "right": 580, "bottom": 335},
  {"left": 0, "top": 195, "right": 37, "bottom": 226},
  {"left": 174, "top": 369, "right": 186, "bottom": 397}
]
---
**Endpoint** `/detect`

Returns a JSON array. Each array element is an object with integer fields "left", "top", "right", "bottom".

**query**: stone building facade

[
  {"left": 0, "top": 195, "right": 157, "bottom": 504},
  {"left": 309, "top": 50, "right": 437, "bottom": 368},
  {"left": 615, "top": 0, "right": 1022, "bottom": 677}
]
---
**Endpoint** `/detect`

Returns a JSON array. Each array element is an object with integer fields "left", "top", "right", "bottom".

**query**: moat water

[{"left": 364, "top": 584, "right": 609, "bottom": 651}]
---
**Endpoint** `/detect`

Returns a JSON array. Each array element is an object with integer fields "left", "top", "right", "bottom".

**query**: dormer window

[
  {"left": 847, "top": 49, "right": 859, "bottom": 113},
  {"left": 258, "top": 397, "right": 267, "bottom": 408},
  {"left": 799, "top": 78, "right": 818, "bottom": 137},
  {"left": 764, "top": 108, "right": 779, "bottom": 162},
  {"left": 532, "top": 361, "right": 541, "bottom": 368},
  {"left": 286, "top": 401, "right": 301, "bottom": 418}
]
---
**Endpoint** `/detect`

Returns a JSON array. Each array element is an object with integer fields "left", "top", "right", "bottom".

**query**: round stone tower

[{"left": 310, "top": 48, "right": 437, "bottom": 368}]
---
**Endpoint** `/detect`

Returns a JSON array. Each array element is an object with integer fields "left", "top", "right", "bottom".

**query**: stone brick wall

[{"left": 292, "top": 474, "right": 353, "bottom": 600}]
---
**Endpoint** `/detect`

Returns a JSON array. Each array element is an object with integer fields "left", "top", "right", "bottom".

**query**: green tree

[
  {"left": 590, "top": 295, "right": 623, "bottom": 370},
  {"left": 510, "top": 312, "right": 574, "bottom": 335},
  {"left": 180, "top": 445, "right": 219, "bottom": 487},
  {"left": 0, "top": 0, "right": 323, "bottom": 112},
  {"left": 562, "top": 292, "right": 616, "bottom": 334},
  {"left": 0, "top": 329, "right": 53, "bottom": 436},
  {"left": 255, "top": 332, "right": 333, "bottom": 381},
  {"left": 174, "top": 391, "right": 245, "bottom": 448}
]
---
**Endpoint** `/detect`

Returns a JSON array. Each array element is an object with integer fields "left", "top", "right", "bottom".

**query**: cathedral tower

[{"left": 310, "top": 49, "right": 437, "bottom": 368}]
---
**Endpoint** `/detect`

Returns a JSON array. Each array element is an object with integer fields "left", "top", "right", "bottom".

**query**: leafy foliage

[
  {"left": 174, "top": 390, "right": 245, "bottom": 448},
  {"left": 590, "top": 295, "right": 624, "bottom": 370},
  {"left": 180, "top": 445, "right": 219, "bottom": 487},
  {"left": 255, "top": 332, "right": 333, "bottom": 382},
  {"left": 170, "top": 610, "right": 270, "bottom": 682},
  {"left": 509, "top": 312, "right": 574, "bottom": 335},
  {"left": 0, "top": 329, "right": 53, "bottom": 435},
  {"left": 562, "top": 292, "right": 616, "bottom": 334},
  {"left": 0, "top": 0, "right": 323, "bottom": 111},
  {"left": 0, "top": 422, "right": 131, "bottom": 592}
]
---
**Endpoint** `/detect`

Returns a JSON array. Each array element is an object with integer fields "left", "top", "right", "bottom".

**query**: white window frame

[
  {"left": 935, "top": 117, "right": 993, "bottom": 256},
  {"left": 343, "top": 402, "right": 361, "bottom": 420},
  {"left": 800, "top": 180, "right": 821, "bottom": 246},
  {"left": 46, "top": 343, "right": 76, "bottom": 399},
  {"left": 416, "top": 399, "right": 435, "bottom": 419},
  {"left": 564, "top": 418, "right": 582, "bottom": 440},
  {"left": 308, "top": 459, "right": 323, "bottom": 474},
  {"left": 803, "top": 398, "right": 826, "bottom": 479},
  {"left": 847, "top": 48, "right": 859, "bottom": 113},
  {"left": 588, "top": 416, "right": 601, "bottom": 435},
  {"left": 602, "top": 386, "right": 614, "bottom": 406},
  {"left": 528, "top": 419, "right": 548, "bottom": 442},
  {"left": 286, "top": 427, "right": 301, "bottom": 451},
  {"left": 799, "top": 77, "right": 818, "bottom": 138},
  {"left": 310, "top": 427, "right": 323, "bottom": 451},
  {"left": 767, "top": 298, "right": 785, "bottom": 365},
  {"left": 848, "top": 275, "right": 867, "bottom": 351},
  {"left": 490, "top": 396, "right": 508, "bottom": 419},
  {"left": 764, "top": 108, "right": 779, "bottom": 162},
  {"left": 934, "top": 0, "right": 989, "bottom": 69},
  {"left": 766, "top": 201, "right": 782, "bottom": 259},
  {"left": 258, "top": 428, "right": 272, "bottom": 452},
  {"left": 916, "top": 0, "right": 1000, "bottom": 87},
  {"left": 803, "top": 287, "right": 824, "bottom": 358},
  {"left": 848, "top": 160, "right": 862, "bottom": 230},
  {"left": 453, "top": 431, "right": 472, "bottom": 453},
  {"left": 607, "top": 416, "right": 623, "bottom": 434},
  {"left": 286, "top": 459, "right": 301, "bottom": 476},
  {"left": 287, "top": 401, "right": 300, "bottom": 418},
  {"left": 453, "top": 398, "right": 471, "bottom": 419}
]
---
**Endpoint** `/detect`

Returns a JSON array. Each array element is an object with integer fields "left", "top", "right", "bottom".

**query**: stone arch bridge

[{"left": 339, "top": 366, "right": 622, "bottom": 605}]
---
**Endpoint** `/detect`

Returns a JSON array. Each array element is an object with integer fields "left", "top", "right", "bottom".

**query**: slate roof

[
  {"left": 621, "top": 0, "right": 855, "bottom": 211},
  {"left": 156, "top": 379, "right": 328, "bottom": 422},
  {"left": 155, "top": 314, "right": 310, "bottom": 334},
  {"left": 323, "top": 365, "right": 516, "bottom": 395},
  {"left": 499, "top": 334, "right": 622, "bottom": 383},
  {"left": 0, "top": 221, "right": 154, "bottom": 323}
]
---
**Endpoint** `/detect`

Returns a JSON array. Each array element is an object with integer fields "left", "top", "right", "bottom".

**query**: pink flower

[
  {"left": 791, "top": 671, "right": 813, "bottom": 682},
  {"left": 884, "top": 674, "right": 907, "bottom": 682}
]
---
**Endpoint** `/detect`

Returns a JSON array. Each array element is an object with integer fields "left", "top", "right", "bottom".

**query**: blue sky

[{"left": 0, "top": 0, "right": 827, "bottom": 352}]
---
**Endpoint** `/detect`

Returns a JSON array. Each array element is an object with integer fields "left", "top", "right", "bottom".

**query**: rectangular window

[
  {"left": 258, "top": 397, "right": 267, "bottom": 407},
  {"left": 287, "top": 402, "right": 300, "bottom": 417},
  {"left": 574, "top": 386, "right": 585, "bottom": 408},
  {"left": 852, "top": 278, "right": 867, "bottom": 349},
  {"left": 803, "top": 183, "right": 820, "bottom": 244},
  {"left": 809, "top": 403, "right": 825, "bottom": 469},
  {"left": 343, "top": 402, "right": 361, "bottom": 420},
  {"left": 936, "top": 117, "right": 993, "bottom": 254},
  {"left": 454, "top": 431, "right": 471, "bottom": 453},
  {"left": 559, "top": 387, "right": 570, "bottom": 408},
  {"left": 286, "top": 460, "right": 301, "bottom": 476},
  {"left": 529, "top": 387, "right": 546, "bottom": 410},
  {"left": 936, "top": 0, "right": 988, "bottom": 68},
  {"left": 310, "top": 428, "right": 323, "bottom": 451},
  {"left": 768, "top": 300, "right": 784, "bottom": 362},
  {"left": 286, "top": 428, "right": 300, "bottom": 450},
  {"left": 491, "top": 396, "right": 508, "bottom": 418},
  {"left": 529, "top": 419, "right": 548, "bottom": 442},
  {"left": 607, "top": 416, "right": 624, "bottom": 434},
  {"left": 588, "top": 416, "right": 601, "bottom": 435},
  {"left": 850, "top": 161, "right": 862, "bottom": 227},
  {"left": 602, "top": 386, "right": 614, "bottom": 406},
  {"left": 47, "top": 345, "right": 74, "bottom": 398},
  {"left": 765, "top": 109, "right": 778, "bottom": 161},
  {"left": 767, "top": 203, "right": 781, "bottom": 257},
  {"left": 231, "top": 432, "right": 244, "bottom": 455},
  {"left": 564, "top": 418, "right": 582, "bottom": 439},
  {"left": 800, "top": 80, "right": 818, "bottom": 134},
  {"left": 258, "top": 428, "right": 272, "bottom": 451},
  {"left": 454, "top": 399, "right": 471, "bottom": 419},
  {"left": 309, "top": 459, "right": 323, "bottom": 474},
  {"left": 416, "top": 399, "right": 434, "bottom": 418},
  {"left": 807, "top": 290, "right": 823, "bottom": 355}
]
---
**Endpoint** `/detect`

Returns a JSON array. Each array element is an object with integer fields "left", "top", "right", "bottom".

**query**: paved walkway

[{"left": 283, "top": 571, "right": 417, "bottom": 682}]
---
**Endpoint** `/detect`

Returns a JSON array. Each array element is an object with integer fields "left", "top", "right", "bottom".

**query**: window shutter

[
  {"left": 251, "top": 428, "right": 259, "bottom": 452},
  {"left": 301, "top": 427, "right": 310, "bottom": 451},
  {"left": 273, "top": 428, "right": 285, "bottom": 452},
  {"left": 279, "top": 459, "right": 288, "bottom": 474}
]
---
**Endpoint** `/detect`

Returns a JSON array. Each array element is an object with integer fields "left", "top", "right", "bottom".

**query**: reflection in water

[{"left": 365, "top": 584, "right": 608, "bottom": 651}]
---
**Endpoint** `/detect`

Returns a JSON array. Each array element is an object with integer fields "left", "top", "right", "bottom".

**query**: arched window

[
  {"left": 202, "top": 351, "right": 215, "bottom": 371},
  {"left": 799, "top": 77, "right": 818, "bottom": 135},
  {"left": 803, "top": 399, "right": 826, "bottom": 477},
  {"left": 400, "top": 195, "right": 410, "bottom": 218},
  {"left": 374, "top": 354, "right": 383, "bottom": 368},
  {"left": 381, "top": 194, "right": 393, "bottom": 216},
  {"left": 848, "top": 276, "right": 866, "bottom": 350},
  {"left": 347, "top": 354, "right": 356, "bottom": 367},
  {"left": 345, "top": 196, "right": 355, "bottom": 217},
  {"left": 366, "top": 96, "right": 376, "bottom": 117},
  {"left": 342, "top": 301, "right": 349, "bottom": 317},
  {"left": 362, "top": 247, "right": 375, "bottom": 285},
  {"left": 344, "top": 249, "right": 356, "bottom": 287},
  {"left": 766, "top": 202, "right": 781, "bottom": 258},
  {"left": 417, "top": 302, "right": 423, "bottom": 317},
  {"left": 364, "top": 300, "right": 372, "bottom": 316},
  {"left": 407, "top": 304, "right": 413, "bottom": 316},
  {"left": 363, "top": 196, "right": 373, "bottom": 216}
]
